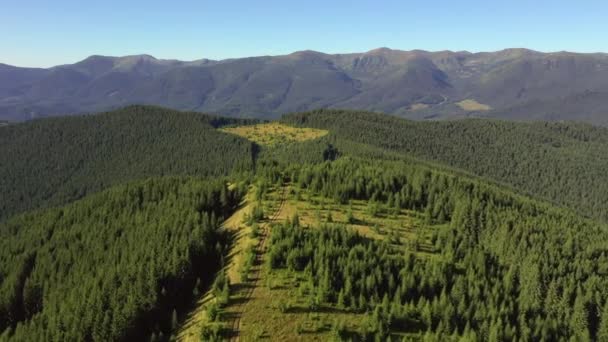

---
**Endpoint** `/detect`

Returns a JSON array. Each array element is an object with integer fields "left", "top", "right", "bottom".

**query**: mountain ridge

[{"left": 3, "top": 47, "right": 608, "bottom": 124}]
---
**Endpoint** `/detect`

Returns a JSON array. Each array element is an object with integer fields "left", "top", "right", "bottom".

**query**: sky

[{"left": 2, "top": 0, "right": 607, "bottom": 67}]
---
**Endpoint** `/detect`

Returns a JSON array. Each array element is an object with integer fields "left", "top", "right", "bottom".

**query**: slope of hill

[
  {"left": 5, "top": 104, "right": 608, "bottom": 225},
  {"left": 2, "top": 49, "right": 608, "bottom": 125},
  {"left": 283, "top": 109, "right": 608, "bottom": 221},
  {"left": 487, "top": 90, "right": 608, "bottom": 126},
  {"left": 0, "top": 105, "right": 256, "bottom": 220},
  {"left": 3, "top": 106, "right": 608, "bottom": 340},
  {"left": 176, "top": 155, "right": 608, "bottom": 341},
  {"left": 0, "top": 177, "right": 244, "bottom": 341}
]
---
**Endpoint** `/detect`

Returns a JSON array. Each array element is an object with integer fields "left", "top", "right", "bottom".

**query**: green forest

[
  {"left": 0, "top": 105, "right": 256, "bottom": 221},
  {"left": 284, "top": 109, "right": 608, "bottom": 222},
  {"left": 0, "top": 176, "right": 246, "bottom": 341},
  {"left": 266, "top": 158, "right": 608, "bottom": 340},
  {"left": 2, "top": 105, "right": 608, "bottom": 341}
]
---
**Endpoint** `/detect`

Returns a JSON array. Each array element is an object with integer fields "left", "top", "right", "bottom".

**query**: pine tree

[
  {"left": 359, "top": 292, "right": 367, "bottom": 311},
  {"left": 422, "top": 300, "right": 432, "bottom": 329},
  {"left": 598, "top": 302, "right": 608, "bottom": 341},
  {"left": 337, "top": 289, "right": 346, "bottom": 309},
  {"left": 171, "top": 309, "right": 178, "bottom": 331},
  {"left": 327, "top": 211, "right": 333, "bottom": 223},
  {"left": 346, "top": 206, "right": 356, "bottom": 224},
  {"left": 570, "top": 292, "right": 590, "bottom": 340}
]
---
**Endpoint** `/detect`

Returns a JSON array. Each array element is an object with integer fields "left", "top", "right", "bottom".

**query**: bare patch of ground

[{"left": 456, "top": 99, "right": 492, "bottom": 111}]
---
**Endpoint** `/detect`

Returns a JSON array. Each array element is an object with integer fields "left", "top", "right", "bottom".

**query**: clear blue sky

[{"left": 2, "top": 0, "right": 607, "bottom": 67}]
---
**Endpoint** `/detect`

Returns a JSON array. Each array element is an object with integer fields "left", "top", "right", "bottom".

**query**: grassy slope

[
  {"left": 221, "top": 122, "right": 328, "bottom": 146},
  {"left": 0, "top": 176, "right": 240, "bottom": 341},
  {"left": 235, "top": 185, "right": 439, "bottom": 341},
  {"left": 177, "top": 185, "right": 257, "bottom": 342},
  {"left": 456, "top": 99, "right": 491, "bottom": 111}
]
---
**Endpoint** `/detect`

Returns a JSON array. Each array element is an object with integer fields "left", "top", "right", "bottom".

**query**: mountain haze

[{"left": 2, "top": 48, "right": 608, "bottom": 124}]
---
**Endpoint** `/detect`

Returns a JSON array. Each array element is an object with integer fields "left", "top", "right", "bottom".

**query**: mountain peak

[
  {"left": 287, "top": 50, "right": 326, "bottom": 58},
  {"left": 367, "top": 47, "right": 394, "bottom": 54},
  {"left": 124, "top": 54, "right": 157, "bottom": 60},
  {"left": 116, "top": 54, "right": 160, "bottom": 64},
  {"left": 494, "top": 48, "right": 539, "bottom": 57},
  {"left": 78, "top": 54, "right": 158, "bottom": 64}
]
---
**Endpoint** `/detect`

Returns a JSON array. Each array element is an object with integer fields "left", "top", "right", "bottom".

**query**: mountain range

[{"left": 2, "top": 48, "right": 608, "bottom": 124}]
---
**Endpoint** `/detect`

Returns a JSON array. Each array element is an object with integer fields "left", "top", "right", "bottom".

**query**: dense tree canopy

[
  {"left": 0, "top": 176, "right": 245, "bottom": 341},
  {"left": 284, "top": 109, "right": 608, "bottom": 221},
  {"left": 268, "top": 157, "right": 608, "bottom": 341},
  {"left": 3, "top": 105, "right": 608, "bottom": 340},
  {"left": 0, "top": 105, "right": 256, "bottom": 220}
]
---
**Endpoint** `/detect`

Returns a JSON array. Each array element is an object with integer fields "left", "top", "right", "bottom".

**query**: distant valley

[{"left": 3, "top": 48, "right": 608, "bottom": 125}]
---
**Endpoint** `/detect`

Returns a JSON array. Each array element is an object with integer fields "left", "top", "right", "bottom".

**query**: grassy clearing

[
  {"left": 180, "top": 183, "right": 444, "bottom": 341},
  {"left": 228, "top": 186, "right": 443, "bottom": 341},
  {"left": 281, "top": 188, "right": 441, "bottom": 258},
  {"left": 409, "top": 103, "right": 429, "bottom": 111},
  {"left": 238, "top": 268, "right": 369, "bottom": 341},
  {"left": 456, "top": 99, "right": 492, "bottom": 111},
  {"left": 220, "top": 122, "right": 329, "bottom": 146},
  {"left": 177, "top": 184, "right": 258, "bottom": 342}
]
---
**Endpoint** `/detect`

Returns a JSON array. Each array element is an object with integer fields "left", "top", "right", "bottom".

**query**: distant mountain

[{"left": 3, "top": 48, "right": 608, "bottom": 124}]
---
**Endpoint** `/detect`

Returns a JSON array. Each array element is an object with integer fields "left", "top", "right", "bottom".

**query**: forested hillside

[
  {"left": 0, "top": 105, "right": 256, "bottom": 220},
  {"left": 260, "top": 157, "right": 608, "bottom": 340},
  {"left": 284, "top": 109, "right": 608, "bottom": 221},
  {"left": 0, "top": 176, "right": 245, "bottom": 341},
  {"left": 3, "top": 105, "right": 608, "bottom": 340}
]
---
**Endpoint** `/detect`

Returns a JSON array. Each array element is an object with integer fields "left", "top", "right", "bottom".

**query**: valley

[{"left": 5, "top": 2, "right": 608, "bottom": 341}]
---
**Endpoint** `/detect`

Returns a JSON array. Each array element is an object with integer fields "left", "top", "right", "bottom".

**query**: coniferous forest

[
  {"left": 0, "top": 105, "right": 256, "bottom": 221},
  {"left": 284, "top": 109, "right": 608, "bottom": 222},
  {"left": 2, "top": 105, "right": 608, "bottom": 341},
  {"left": 0, "top": 177, "right": 245, "bottom": 341},
  {"left": 268, "top": 158, "right": 608, "bottom": 341}
]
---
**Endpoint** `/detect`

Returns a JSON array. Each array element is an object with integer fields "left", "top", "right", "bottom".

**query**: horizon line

[{"left": 3, "top": 46, "right": 608, "bottom": 69}]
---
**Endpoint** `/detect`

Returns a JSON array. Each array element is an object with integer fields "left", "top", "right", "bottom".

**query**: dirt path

[
  {"left": 227, "top": 186, "right": 287, "bottom": 342},
  {"left": 177, "top": 190, "right": 255, "bottom": 342},
  {"left": 176, "top": 185, "right": 287, "bottom": 342}
]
